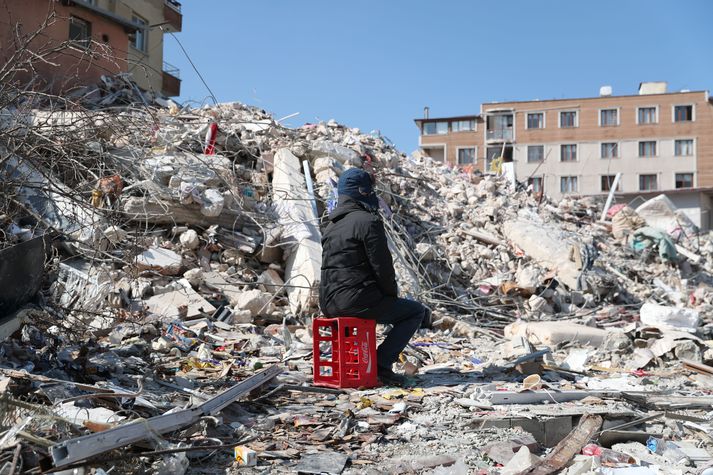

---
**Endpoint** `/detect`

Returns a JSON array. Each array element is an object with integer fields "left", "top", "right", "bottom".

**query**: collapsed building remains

[{"left": 0, "top": 73, "right": 712, "bottom": 474}]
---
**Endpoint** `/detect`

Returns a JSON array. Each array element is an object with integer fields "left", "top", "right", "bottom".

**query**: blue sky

[{"left": 165, "top": 0, "right": 713, "bottom": 153}]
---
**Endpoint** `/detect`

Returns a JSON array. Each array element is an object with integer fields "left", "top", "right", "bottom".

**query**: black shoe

[
  {"left": 377, "top": 366, "right": 411, "bottom": 387},
  {"left": 420, "top": 306, "right": 433, "bottom": 329}
]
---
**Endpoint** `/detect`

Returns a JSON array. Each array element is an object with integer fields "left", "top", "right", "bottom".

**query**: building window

[
  {"left": 601, "top": 142, "right": 618, "bottom": 159},
  {"left": 527, "top": 112, "right": 544, "bottom": 129},
  {"left": 674, "top": 105, "right": 694, "bottom": 122},
  {"left": 600, "top": 109, "right": 618, "bottom": 126},
  {"left": 485, "top": 146, "right": 512, "bottom": 171},
  {"left": 457, "top": 148, "right": 475, "bottom": 165},
  {"left": 675, "top": 139, "right": 694, "bottom": 156},
  {"left": 69, "top": 16, "right": 91, "bottom": 48},
  {"left": 639, "top": 174, "right": 658, "bottom": 191},
  {"left": 637, "top": 106, "right": 657, "bottom": 124},
  {"left": 527, "top": 145, "right": 544, "bottom": 163},
  {"left": 559, "top": 111, "right": 577, "bottom": 128},
  {"left": 560, "top": 176, "right": 578, "bottom": 193},
  {"left": 529, "top": 177, "right": 543, "bottom": 193},
  {"left": 561, "top": 144, "right": 577, "bottom": 162},
  {"left": 423, "top": 121, "right": 448, "bottom": 135},
  {"left": 601, "top": 175, "right": 620, "bottom": 192},
  {"left": 452, "top": 120, "right": 475, "bottom": 132},
  {"left": 131, "top": 14, "right": 148, "bottom": 52},
  {"left": 675, "top": 173, "right": 694, "bottom": 189},
  {"left": 638, "top": 141, "right": 657, "bottom": 157}
]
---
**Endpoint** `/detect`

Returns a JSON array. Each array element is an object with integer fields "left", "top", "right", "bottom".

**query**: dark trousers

[{"left": 350, "top": 297, "right": 425, "bottom": 369}]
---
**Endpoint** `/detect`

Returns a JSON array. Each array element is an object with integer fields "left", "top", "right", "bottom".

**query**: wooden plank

[
  {"left": 517, "top": 413, "right": 602, "bottom": 475},
  {"left": 51, "top": 365, "right": 281, "bottom": 467},
  {"left": 681, "top": 359, "right": 713, "bottom": 376}
]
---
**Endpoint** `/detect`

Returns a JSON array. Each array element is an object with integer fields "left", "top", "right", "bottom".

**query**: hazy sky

[{"left": 164, "top": 0, "right": 713, "bottom": 153}]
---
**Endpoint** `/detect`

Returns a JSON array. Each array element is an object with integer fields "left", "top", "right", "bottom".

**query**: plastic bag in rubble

[
  {"left": 165, "top": 322, "right": 199, "bottom": 351},
  {"left": 200, "top": 188, "right": 224, "bottom": 217},
  {"left": 326, "top": 179, "right": 339, "bottom": 214},
  {"left": 611, "top": 206, "right": 646, "bottom": 240},
  {"left": 635, "top": 194, "right": 699, "bottom": 238},
  {"left": 631, "top": 226, "right": 677, "bottom": 261},
  {"left": 640, "top": 302, "right": 700, "bottom": 333},
  {"left": 153, "top": 453, "right": 188, "bottom": 475}
]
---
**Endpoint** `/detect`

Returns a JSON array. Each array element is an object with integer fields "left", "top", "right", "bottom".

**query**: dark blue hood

[{"left": 337, "top": 167, "right": 378, "bottom": 210}]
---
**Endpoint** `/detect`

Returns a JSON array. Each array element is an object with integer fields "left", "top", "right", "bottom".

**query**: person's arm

[{"left": 363, "top": 218, "right": 398, "bottom": 297}]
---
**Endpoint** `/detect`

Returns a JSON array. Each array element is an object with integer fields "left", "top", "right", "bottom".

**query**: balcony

[
  {"left": 486, "top": 128, "right": 513, "bottom": 141},
  {"left": 163, "top": 0, "right": 182, "bottom": 32},
  {"left": 485, "top": 113, "right": 513, "bottom": 142},
  {"left": 162, "top": 62, "right": 181, "bottom": 97}
]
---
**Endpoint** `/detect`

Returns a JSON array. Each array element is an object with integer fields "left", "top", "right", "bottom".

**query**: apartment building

[
  {"left": 0, "top": 0, "right": 182, "bottom": 96},
  {"left": 415, "top": 82, "right": 713, "bottom": 229}
]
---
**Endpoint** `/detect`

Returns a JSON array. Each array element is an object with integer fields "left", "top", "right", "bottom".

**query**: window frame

[
  {"left": 527, "top": 145, "right": 545, "bottom": 163},
  {"left": 636, "top": 105, "right": 659, "bottom": 125},
  {"left": 68, "top": 15, "right": 92, "bottom": 49},
  {"left": 560, "top": 176, "right": 578, "bottom": 194},
  {"left": 598, "top": 108, "right": 620, "bottom": 127},
  {"left": 451, "top": 119, "right": 476, "bottom": 133},
  {"left": 131, "top": 13, "right": 149, "bottom": 52},
  {"left": 422, "top": 121, "right": 449, "bottom": 135},
  {"left": 558, "top": 110, "right": 578, "bottom": 129},
  {"left": 674, "top": 138, "right": 695, "bottom": 157},
  {"left": 560, "top": 144, "right": 578, "bottom": 162},
  {"left": 455, "top": 146, "right": 476, "bottom": 166},
  {"left": 675, "top": 172, "right": 694, "bottom": 189},
  {"left": 672, "top": 104, "right": 695, "bottom": 123},
  {"left": 638, "top": 140, "right": 657, "bottom": 158},
  {"left": 528, "top": 176, "right": 543, "bottom": 193},
  {"left": 525, "top": 111, "right": 545, "bottom": 130},
  {"left": 600, "top": 175, "right": 621, "bottom": 192},
  {"left": 600, "top": 142, "right": 619, "bottom": 159},
  {"left": 638, "top": 174, "right": 659, "bottom": 191}
]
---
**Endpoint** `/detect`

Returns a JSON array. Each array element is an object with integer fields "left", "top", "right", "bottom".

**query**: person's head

[{"left": 337, "top": 167, "right": 378, "bottom": 210}]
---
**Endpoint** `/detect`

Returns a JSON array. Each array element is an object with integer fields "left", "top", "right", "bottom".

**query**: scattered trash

[{"left": 0, "top": 71, "right": 712, "bottom": 474}]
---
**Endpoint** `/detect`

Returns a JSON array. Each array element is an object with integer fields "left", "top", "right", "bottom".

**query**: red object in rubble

[
  {"left": 204, "top": 122, "right": 218, "bottom": 155},
  {"left": 313, "top": 317, "right": 379, "bottom": 389}
]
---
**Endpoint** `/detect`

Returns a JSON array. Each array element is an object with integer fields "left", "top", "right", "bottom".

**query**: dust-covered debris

[{"left": 0, "top": 66, "right": 713, "bottom": 474}]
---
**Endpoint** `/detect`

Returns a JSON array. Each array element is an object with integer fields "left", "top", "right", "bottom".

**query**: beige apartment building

[{"left": 415, "top": 82, "right": 713, "bottom": 229}]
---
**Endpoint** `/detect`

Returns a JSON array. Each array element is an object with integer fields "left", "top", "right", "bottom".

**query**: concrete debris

[
  {"left": 0, "top": 74, "right": 712, "bottom": 473},
  {"left": 639, "top": 302, "right": 700, "bottom": 333},
  {"left": 135, "top": 247, "right": 184, "bottom": 276}
]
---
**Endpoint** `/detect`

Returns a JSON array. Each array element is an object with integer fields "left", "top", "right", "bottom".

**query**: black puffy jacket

[{"left": 319, "top": 197, "right": 397, "bottom": 316}]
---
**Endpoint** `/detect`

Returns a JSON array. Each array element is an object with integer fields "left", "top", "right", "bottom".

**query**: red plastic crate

[{"left": 313, "top": 317, "right": 378, "bottom": 389}]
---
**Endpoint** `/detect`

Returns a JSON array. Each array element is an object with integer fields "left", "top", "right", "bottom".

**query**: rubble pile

[{"left": 0, "top": 78, "right": 712, "bottom": 473}]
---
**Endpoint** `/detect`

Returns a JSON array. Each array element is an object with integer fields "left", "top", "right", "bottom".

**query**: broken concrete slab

[
  {"left": 142, "top": 279, "right": 215, "bottom": 320},
  {"left": 272, "top": 148, "right": 321, "bottom": 313},
  {"left": 639, "top": 302, "right": 700, "bottom": 333},
  {"left": 503, "top": 217, "right": 584, "bottom": 290},
  {"left": 294, "top": 451, "right": 349, "bottom": 475},
  {"left": 257, "top": 269, "right": 285, "bottom": 294},
  {"left": 230, "top": 289, "right": 273, "bottom": 317},
  {"left": 504, "top": 321, "right": 610, "bottom": 348},
  {"left": 135, "top": 247, "right": 183, "bottom": 276},
  {"left": 500, "top": 446, "right": 541, "bottom": 475}
]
